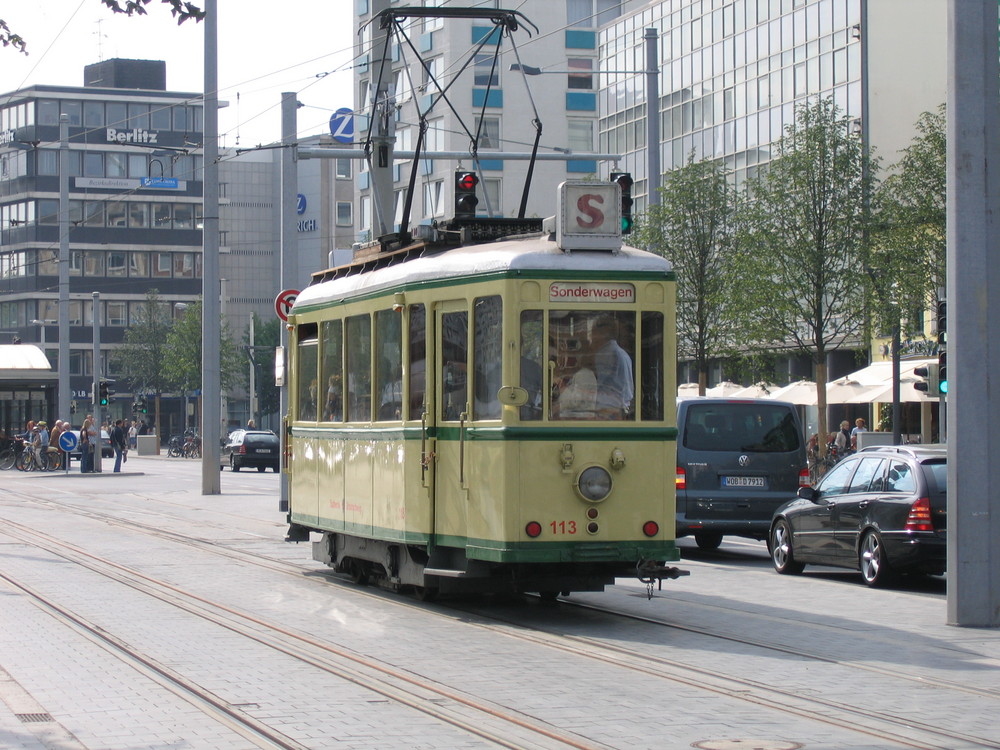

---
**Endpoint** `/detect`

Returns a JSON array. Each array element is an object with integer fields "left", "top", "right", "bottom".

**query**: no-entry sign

[{"left": 274, "top": 289, "right": 300, "bottom": 322}]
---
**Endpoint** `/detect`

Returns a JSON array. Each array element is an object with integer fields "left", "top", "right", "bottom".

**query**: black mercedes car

[
  {"left": 221, "top": 430, "right": 280, "bottom": 472},
  {"left": 768, "top": 445, "right": 947, "bottom": 586}
]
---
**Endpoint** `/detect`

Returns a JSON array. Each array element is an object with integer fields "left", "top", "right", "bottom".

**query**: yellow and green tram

[{"left": 284, "top": 181, "right": 686, "bottom": 598}]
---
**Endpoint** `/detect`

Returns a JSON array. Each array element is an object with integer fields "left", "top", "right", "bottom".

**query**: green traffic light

[
  {"left": 938, "top": 380, "right": 948, "bottom": 395},
  {"left": 621, "top": 217, "right": 634, "bottom": 233}
]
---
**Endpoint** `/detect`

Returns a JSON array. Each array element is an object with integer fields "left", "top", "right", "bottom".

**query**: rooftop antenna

[{"left": 94, "top": 19, "right": 109, "bottom": 61}]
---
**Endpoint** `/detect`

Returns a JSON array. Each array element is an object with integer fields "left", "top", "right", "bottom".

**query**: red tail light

[
  {"left": 799, "top": 467, "right": 811, "bottom": 487},
  {"left": 525, "top": 521, "right": 542, "bottom": 538},
  {"left": 675, "top": 466, "right": 687, "bottom": 491},
  {"left": 905, "top": 497, "right": 933, "bottom": 532},
  {"left": 642, "top": 521, "right": 659, "bottom": 537},
  {"left": 239, "top": 444, "right": 247, "bottom": 455}
]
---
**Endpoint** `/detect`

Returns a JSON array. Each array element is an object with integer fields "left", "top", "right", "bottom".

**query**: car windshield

[{"left": 683, "top": 402, "right": 801, "bottom": 452}]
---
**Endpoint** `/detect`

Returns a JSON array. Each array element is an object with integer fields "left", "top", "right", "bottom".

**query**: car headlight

[{"left": 576, "top": 465, "right": 612, "bottom": 502}]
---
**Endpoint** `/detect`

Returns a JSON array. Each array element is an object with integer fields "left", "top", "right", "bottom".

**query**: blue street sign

[
  {"left": 296, "top": 194, "right": 307, "bottom": 215},
  {"left": 59, "top": 431, "right": 78, "bottom": 452},
  {"left": 330, "top": 107, "right": 355, "bottom": 144},
  {"left": 140, "top": 177, "right": 180, "bottom": 189}
]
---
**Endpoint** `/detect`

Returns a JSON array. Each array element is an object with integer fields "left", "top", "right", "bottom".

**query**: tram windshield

[{"left": 519, "top": 310, "right": 663, "bottom": 422}]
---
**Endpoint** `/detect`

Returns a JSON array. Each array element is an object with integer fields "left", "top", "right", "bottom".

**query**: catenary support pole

[
  {"left": 946, "top": 0, "right": 1000, "bottom": 627},
  {"left": 201, "top": 0, "right": 222, "bottom": 494}
]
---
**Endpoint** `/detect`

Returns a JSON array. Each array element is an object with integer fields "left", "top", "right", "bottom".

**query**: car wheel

[
  {"left": 770, "top": 519, "right": 805, "bottom": 575},
  {"left": 230, "top": 455, "right": 240, "bottom": 472},
  {"left": 859, "top": 530, "right": 896, "bottom": 587},
  {"left": 694, "top": 532, "right": 723, "bottom": 550},
  {"left": 257, "top": 465, "right": 266, "bottom": 472}
]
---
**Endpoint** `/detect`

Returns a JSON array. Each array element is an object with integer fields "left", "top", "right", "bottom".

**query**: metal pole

[
  {"left": 891, "top": 321, "right": 901, "bottom": 445},
  {"left": 249, "top": 316, "right": 257, "bottom": 427},
  {"left": 92, "top": 292, "right": 102, "bottom": 473},
  {"left": 644, "top": 28, "right": 661, "bottom": 210},
  {"left": 946, "top": 0, "right": 1000, "bottom": 627},
  {"left": 201, "top": 0, "right": 221, "bottom": 494},
  {"left": 58, "top": 115, "right": 71, "bottom": 421},
  {"left": 278, "top": 92, "right": 299, "bottom": 512}
]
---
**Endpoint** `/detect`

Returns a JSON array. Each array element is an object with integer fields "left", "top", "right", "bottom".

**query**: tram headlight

[{"left": 575, "top": 466, "right": 612, "bottom": 502}]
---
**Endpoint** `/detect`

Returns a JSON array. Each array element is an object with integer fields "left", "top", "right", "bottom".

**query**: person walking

[
  {"left": 128, "top": 420, "right": 138, "bottom": 450},
  {"left": 111, "top": 419, "right": 127, "bottom": 473},
  {"left": 80, "top": 415, "right": 95, "bottom": 473}
]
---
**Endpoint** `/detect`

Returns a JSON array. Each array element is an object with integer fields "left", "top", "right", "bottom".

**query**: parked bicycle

[
  {"left": 16, "top": 446, "right": 56, "bottom": 472},
  {"left": 0, "top": 438, "right": 24, "bottom": 470}
]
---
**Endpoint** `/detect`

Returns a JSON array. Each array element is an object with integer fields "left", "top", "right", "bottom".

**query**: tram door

[{"left": 432, "top": 302, "right": 469, "bottom": 540}]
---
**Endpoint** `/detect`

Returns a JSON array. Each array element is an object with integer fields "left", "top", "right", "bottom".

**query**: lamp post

[
  {"left": 508, "top": 26, "right": 661, "bottom": 208},
  {"left": 30, "top": 319, "right": 56, "bottom": 352}
]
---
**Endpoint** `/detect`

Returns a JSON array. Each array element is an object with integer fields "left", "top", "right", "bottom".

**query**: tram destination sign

[{"left": 549, "top": 282, "right": 635, "bottom": 303}]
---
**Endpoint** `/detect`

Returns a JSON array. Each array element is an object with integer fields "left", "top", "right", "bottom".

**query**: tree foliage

[
  {"left": 875, "top": 104, "right": 946, "bottom": 329},
  {"left": 111, "top": 289, "right": 173, "bottom": 437},
  {"left": 2, "top": 1, "right": 203, "bottom": 55},
  {"left": 729, "top": 97, "right": 877, "bottom": 448},
  {"left": 162, "top": 300, "right": 243, "bottom": 395},
  {"left": 637, "top": 155, "right": 736, "bottom": 394}
]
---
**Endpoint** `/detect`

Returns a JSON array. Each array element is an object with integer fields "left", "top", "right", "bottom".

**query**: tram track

[
  {"left": 4, "top": 488, "right": 999, "bottom": 749},
  {"left": 0, "top": 516, "right": 609, "bottom": 750}
]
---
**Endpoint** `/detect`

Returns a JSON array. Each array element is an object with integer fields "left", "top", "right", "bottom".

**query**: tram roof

[{"left": 294, "top": 234, "right": 673, "bottom": 311}]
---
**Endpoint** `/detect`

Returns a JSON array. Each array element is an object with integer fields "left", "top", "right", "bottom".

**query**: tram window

[
  {"left": 440, "top": 311, "right": 468, "bottom": 421},
  {"left": 408, "top": 304, "right": 426, "bottom": 418},
  {"left": 640, "top": 312, "right": 665, "bottom": 421},
  {"left": 473, "top": 296, "right": 502, "bottom": 420},
  {"left": 296, "top": 324, "right": 319, "bottom": 422},
  {"left": 375, "top": 309, "right": 403, "bottom": 421},
  {"left": 519, "top": 311, "right": 544, "bottom": 421},
  {"left": 320, "top": 320, "right": 343, "bottom": 422},
  {"left": 346, "top": 314, "right": 371, "bottom": 421},
  {"left": 550, "top": 311, "right": 635, "bottom": 421}
]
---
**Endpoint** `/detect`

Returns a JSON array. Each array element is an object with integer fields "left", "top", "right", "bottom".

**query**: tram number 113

[{"left": 550, "top": 520, "right": 578, "bottom": 535}]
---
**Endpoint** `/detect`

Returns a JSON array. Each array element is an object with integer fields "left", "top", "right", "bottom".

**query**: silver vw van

[{"left": 676, "top": 398, "right": 809, "bottom": 549}]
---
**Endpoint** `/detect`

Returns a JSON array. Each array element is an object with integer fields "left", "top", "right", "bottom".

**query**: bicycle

[
  {"left": 0, "top": 439, "right": 21, "bottom": 470},
  {"left": 16, "top": 447, "right": 53, "bottom": 472}
]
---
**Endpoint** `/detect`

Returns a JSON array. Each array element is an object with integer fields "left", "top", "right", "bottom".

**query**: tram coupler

[
  {"left": 636, "top": 561, "right": 690, "bottom": 599},
  {"left": 284, "top": 523, "right": 312, "bottom": 543}
]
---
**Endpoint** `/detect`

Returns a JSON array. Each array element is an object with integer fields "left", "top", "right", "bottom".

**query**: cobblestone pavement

[{"left": 1, "top": 455, "right": 998, "bottom": 750}]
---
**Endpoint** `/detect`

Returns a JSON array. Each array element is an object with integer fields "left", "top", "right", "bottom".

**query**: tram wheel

[
  {"left": 414, "top": 585, "right": 439, "bottom": 602},
  {"left": 349, "top": 561, "right": 369, "bottom": 586},
  {"left": 538, "top": 590, "right": 560, "bottom": 603},
  {"left": 694, "top": 532, "right": 723, "bottom": 550}
]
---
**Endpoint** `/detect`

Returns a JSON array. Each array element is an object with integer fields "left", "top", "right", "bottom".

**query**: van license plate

[{"left": 722, "top": 476, "right": 766, "bottom": 488}]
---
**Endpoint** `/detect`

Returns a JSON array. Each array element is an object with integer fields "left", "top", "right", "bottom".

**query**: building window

[
  {"left": 129, "top": 252, "right": 149, "bottom": 277},
  {"left": 481, "top": 177, "right": 501, "bottom": 216},
  {"left": 568, "top": 58, "right": 594, "bottom": 90},
  {"left": 150, "top": 104, "right": 171, "bottom": 130},
  {"left": 129, "top": 202, "right": 149, "bottom": 228},
  {"left": 83, "top": 202, "right": 105, "bottom": 227},
  {"left": 174, "top": 204, "right": 194, "bottom": 229},
  {"left": 83, "top": 152, "right": 104, "bottom": 178},
  {"left": 474, "top": 54, "right": 500, "bottom": 87},
  {"left": 336, "top": 201, "right": 353, "bottom": 226},
  {"left": 474, "top": 115, "right": 501, "bottom": 149},
  {"left": 37, "top": 100, "right": 59, "bottom": 125},
  {"left": 107, "top": 152, "right": 127, "bottom": 178},
  {"left": 107, "top": 301, "right": 127, "bottom": 326},
  {"left": 129, "top": 154, "right": 149, "bottom": 178},
  {"left": 107, "top": 252, "right": 127, "bottom": 277},
  {"left": 106, "top": 202, "right": 127, "bottom": 228},
  {"left": 84, "top": 251, "right": 105, "bottom": 276},
  {"left": 423, "top": 180, "right": 443, "bottom": 218},
  {"left": 37, "top": 150, "right": 58, "bottom": 176},
  {"left": 128, "top": 103, "right": 150, "bottom": 130},
  {"left": 153, "top": 252, "right": 172, "bottom": 277},
  {"left": 106, "top": 102, "right": 128, "bottom": 128},
  {"left": 567, "top": 120, "right": 594, "bottom": 152},
  {"left": 336, "top": 158, "right": 352, "bottom": 178}
]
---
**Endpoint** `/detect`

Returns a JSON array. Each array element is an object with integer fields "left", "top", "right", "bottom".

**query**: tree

[
  {"left": 729, "top": 98, "right": 877, "bottom": 452},
  {"left": 637, "top": 155, "right": 736, "bottom": 394},
  {"left": 245, "top": 314, "right": 281, "bottom": 425},
  {"left": 162, "top": 300, "right": 243, "bottom": 436},
  {"left": 876, "top": 104, "right": 946, "bottom": 333},
  {"left": 111, "top": 290, "right": 173, "bottom": 441},
  {"left": 2, "top": 1, "right": 203, "bottom": 54}
]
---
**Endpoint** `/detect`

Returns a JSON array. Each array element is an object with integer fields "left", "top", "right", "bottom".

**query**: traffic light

[
  {"left": 610, "top": 172, "right": 634, "bottom": 234},
  {"left": 98, "top": 380, "right": 110, "bottom": 406},
  {"left": 913, "top": 363, "right": 939, "bottom": 395},
  {"left": 139, "top": 398, "right": 148, "bottom": 414},
  {"left": 454, "top": 171, "right": 479, "bottom": 218},
  {"left": 936, "top": 299, "right": 948, "bottom": 395}
]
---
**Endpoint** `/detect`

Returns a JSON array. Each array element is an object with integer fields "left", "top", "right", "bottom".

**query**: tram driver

[{"left": 590, "top": 316, "right": 634, "bottom": 420}]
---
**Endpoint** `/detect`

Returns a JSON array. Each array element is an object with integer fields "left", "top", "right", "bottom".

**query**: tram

[{"left": 283, "top": 180, "right": 686, "bottom": 598}]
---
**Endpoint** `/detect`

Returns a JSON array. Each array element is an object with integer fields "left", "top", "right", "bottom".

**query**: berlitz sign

[{"left": 106, "top": 128, "right": 159, "bottom": 144}]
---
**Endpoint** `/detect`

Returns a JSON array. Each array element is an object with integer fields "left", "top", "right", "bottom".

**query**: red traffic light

[{"left": 456, "top": 172, "right": 478, "bottom": 191}]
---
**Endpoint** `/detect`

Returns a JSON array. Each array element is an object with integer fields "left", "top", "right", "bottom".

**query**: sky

[{"left": 1, "top": 0, "right": 356, "bottom": 148}]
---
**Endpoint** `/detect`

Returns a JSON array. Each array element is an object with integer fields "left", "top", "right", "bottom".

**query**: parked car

[
  {"left": 66, "top": 429, "right": 115, "bottom": 461},
  {"left": 768, "top": 445, "right": 947, "bottom": 586},
  {"left": 221, "top": 429, "right": 280, "bottom": 472},
  {"left": 675, "top": 398, "right": 809, "bottom": 549}
]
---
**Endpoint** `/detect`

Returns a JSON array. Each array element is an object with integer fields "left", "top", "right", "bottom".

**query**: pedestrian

[
  {"left": 128, "top": 420, "right": 138, "bottom": 449},
  {"left": 80, "top": 414, "right": 96, "bottom": 473},
  {"left": 247, "top": 418, "right": 256, "bottom": 430},
  {"left": 834, "top": 420, "right": 852, "bottom": 456},
  {"left": 111, "top": 419, "right": 127, "bottom": 472},
  {"left": 851, "top": 417, "right": 867, "bottom": 450}
]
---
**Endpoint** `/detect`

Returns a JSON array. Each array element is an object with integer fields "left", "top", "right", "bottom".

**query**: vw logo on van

[{"left": 738, "top": 454, "right": 751, "bottom": 467}]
